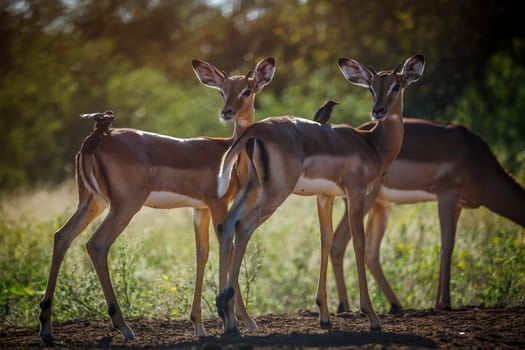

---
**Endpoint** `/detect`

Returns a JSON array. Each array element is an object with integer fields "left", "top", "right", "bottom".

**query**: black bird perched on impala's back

[
  {"left": 79, "top": 110, "right": 116, "bottom": 154},
  {"left": 81, "top": 110, "right": 115, "bottom": 134},
  {"left": 313, "top": 100, "right": 338, "bottom": 124}
]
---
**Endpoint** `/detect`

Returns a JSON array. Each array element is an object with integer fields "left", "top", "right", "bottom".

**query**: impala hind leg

[
  {"left": 216, "top": 227, "right": 253, "bottom": 334},
  {"left": 364, "top": 202, "right": 402, "bottom": 313},
  {"left": 214, "top": 238, "right": 258, "bottom": 333},
  {"left": 85, "top": 202, "right": 142, "bottom": 340},
  {"left": 331, "top": 211, "right": 352, "bottom": 314},
  {"left": 39, "top": 194, "right": 105, "bottom": 339},
  {"left": 435, "top": 192, "right": 461, "bottom": 310},
  {"left": 315, "top": 195, "right": 335, "bottom": 326},
  {"left": 216, "top": 192, "right": 290, "bottom": 334},
  {"left": 215, "top": 222, "right": 235, "bottom": 332},
  {"left": 234, "top": 281, "right": 258, "bottom": 332},
  {"left": 210, "top": 203, "right": 258, "bottom": 333}
]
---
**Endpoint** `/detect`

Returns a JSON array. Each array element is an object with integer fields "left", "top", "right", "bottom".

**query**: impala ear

[
  {"left": 399, "top": 54, "right": 425, "bottom": 87},
  {"left": 192, "top": 59, "right": 226, "bottom": 90},
  {"left": 252, "top": 57, "right": 275, "bottom": 93},
  {"left": 338, "top": 58, "right": 373, "bottom": 88}
]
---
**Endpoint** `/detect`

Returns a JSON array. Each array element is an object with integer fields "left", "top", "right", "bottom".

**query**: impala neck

[
  {"left": 233, "top": 107, "right": 255, "bottom": 139},
  {"left": 369, "top": 99, "right": 405, "bottom": 172}
]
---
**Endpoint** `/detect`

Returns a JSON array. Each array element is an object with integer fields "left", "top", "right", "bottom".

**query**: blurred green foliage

[{"left": 1, "top": 0, "right": 524, "bottom": 188}]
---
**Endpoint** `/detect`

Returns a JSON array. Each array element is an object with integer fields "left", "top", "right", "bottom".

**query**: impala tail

[
  {"left": 76, "top": 111, "right": 114, "bottom": 202},
  {"left": 218, "top": 136, "right": 268, "bottom": 198},
  {"left": 217, "top": 135, "right": 270, "bottom": 240},
  {"left": 217, "top": 141, "right": 240, "bottom": 199}
]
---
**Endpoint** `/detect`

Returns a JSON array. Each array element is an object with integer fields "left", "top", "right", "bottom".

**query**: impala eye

[
  {"left": 242, "top": 89, "right": 252, "bottom": 97},
  {"left": 391, "top": 84, "right": 400, "bottom": 92}
]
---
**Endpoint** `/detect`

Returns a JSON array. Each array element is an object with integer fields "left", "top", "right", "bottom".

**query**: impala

[
  {"left": 38, "top": 57, "right": 275, "bottom": 340},
  {"left": 214, "top": 55, "right": 425, "bottom": 333},
  {"left": 330, "top": 118, "right": 525, "bottom": 313}
]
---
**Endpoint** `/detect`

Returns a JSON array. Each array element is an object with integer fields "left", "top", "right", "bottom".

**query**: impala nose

[
  {"left": 221, "top": 109, "right": 234, "bottom": 121},
  {"left": 372, "top": 107, "right": 385, "bottom": 119}
]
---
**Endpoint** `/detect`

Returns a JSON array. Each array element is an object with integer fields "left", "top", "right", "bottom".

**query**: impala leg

[
  {"left": 315, "top": 194, "right": 335, "bottom": 326},
  {"left": 218, "top": 226, "right": 253, "bottom": 333},
  {"left": 217, "top": 227, "right": 233, "bottom": 296},
  {"left": 347, "top": 192, "right": 381, "bottom": 331},
  {"left": 233, "top": 279, "right": 257, "bottom": 331},
  {"left": 212, "top": 204, "right": 258, "bottom": 331},
  {"left": 86, "top": 203, "right": 142, "bottom": 340},
  {"left": 215, "top": 220, "right": 235, "bottom": 331},
  {"left": 191, "top": 208, "right": 211, "bottom": 337},
  {"left": 39, "top": 195, "right": 105, "bottom": 339},
  {"left": 364, "top": 202, "right": 402, "bottom": 313},
  {"left": 435, "top": 192, "right": 461, "bottom": 310},
  {"left": 331, "top": 203, "right": 352, "bottom": 314}
]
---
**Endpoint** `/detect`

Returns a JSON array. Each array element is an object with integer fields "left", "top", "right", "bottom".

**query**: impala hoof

[
  {"left": 389, "top": 303, "right": 403, "bottom": 314},
  {"left": 434, "top": 304, "right": 452, "bottom": 311},
  {"left": 245, "top": 318, "right": 258, "bottom": 332},
  {"left": 114, "top": 323, "right": 135, "bottom": 340},
  {"left": 225, "top": 328, "right": 241, "bottom": 336},
  {"left": 122, "top": 329, "right": 135, "bottom": 340},
  {"left": 320, "top": 320, "right": 332, "bottom": 329},
  {"left": 337, "top": 302, "right": 349, "bottom": 314},
  {"left": 193, "top": 325, "right": 207, "bottom": 338},
  {"left": 370, "top": 323, "right": 382, "bottom": 333},
  {"left": 39, "top": 328, "right": 51, "bottom": 338},
  {"left": 40, "top": 333, "right": 54, "bottom": 345}
]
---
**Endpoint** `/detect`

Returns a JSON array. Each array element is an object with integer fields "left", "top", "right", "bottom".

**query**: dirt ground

[{"left": 1, "top": 307, "right": 524, "bottom": 349}]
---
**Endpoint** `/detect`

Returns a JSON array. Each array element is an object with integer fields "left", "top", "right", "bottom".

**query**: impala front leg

[
  {"left": 191, "top": 208, "right": 211, "bottom": 337},
  {"left": 347, "top": 191, "right": 381, "bottom": 332},
  {"left": 315, "top": 194, "right": 335, "bottom": 326}
]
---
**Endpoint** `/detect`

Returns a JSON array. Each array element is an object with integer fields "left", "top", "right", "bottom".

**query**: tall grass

[{"left": 0, "top": 181, "right": 523, "bottom": 328}]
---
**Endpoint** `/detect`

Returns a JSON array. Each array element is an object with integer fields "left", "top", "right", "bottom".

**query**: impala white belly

[
  {"left": 144, "top": 191, "right": 207, "bottom": 209},
  {"left": 293, "top": 176, "right": 345, "bottom": 196},
  {"left": 378, "top": 186, "right": 437, "bottom": 204}
]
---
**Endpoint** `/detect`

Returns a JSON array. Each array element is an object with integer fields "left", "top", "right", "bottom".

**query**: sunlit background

[{"left": 1, "top": 0, "right": 524, "bottom": 189}]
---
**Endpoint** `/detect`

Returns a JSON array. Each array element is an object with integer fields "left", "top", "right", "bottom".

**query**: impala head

[
  {"left": 338, "top": 55, "right": 425, "bottom": 120},
  {"left": 192, "top": 57, "right": 275, "bottom": 125}
]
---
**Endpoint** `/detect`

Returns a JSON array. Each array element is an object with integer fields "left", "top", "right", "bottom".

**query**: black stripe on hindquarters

[{"left": 245, "top": 138, "right": 270, "bottom": 182}]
